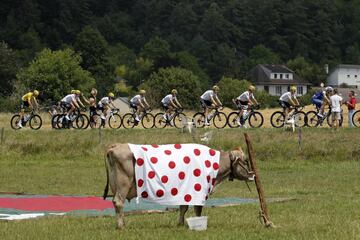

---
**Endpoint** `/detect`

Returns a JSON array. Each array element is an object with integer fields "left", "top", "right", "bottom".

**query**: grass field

[{"left": 0, "top": 127, "right": 359, "bottom": 239}]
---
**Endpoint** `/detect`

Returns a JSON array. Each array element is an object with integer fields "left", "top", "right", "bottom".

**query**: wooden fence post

[
  {"left": 244, "top": 133, "right": 274, "bottom": 228},
  {"left": 1, "top": 127, "right": 4, "bottom": 145}
]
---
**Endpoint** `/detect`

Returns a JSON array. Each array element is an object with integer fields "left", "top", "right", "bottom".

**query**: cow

[{"left": 103, "top": 143, "right": 254, "bottom": 230}]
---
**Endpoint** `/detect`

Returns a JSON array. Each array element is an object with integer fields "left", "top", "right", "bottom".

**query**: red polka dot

[
  {"left": 213, "top": 162, "right": 219, "bottom": 170},
  {"left": 164, "top": 150, "right": 172, "bottom": 155},
  {"left": 206, "top": 175, "right": 211, "bottom": 183},
  {"left": 194, "top": 183, "right": 202, "bottom": 191},
  {"left": 141, "top": 191, "right": 148, "bottom": 198},
  {"left": 151, "top": 144, "right": 159, "bottom": 148},
  {"left": 161, "top": 175, "right": 168, "bottom": 183},
  {"left": 183, "top": 156, "right": 190, "bottom": 164},
  {"left": 194, "top": 149, "right": 201, "bottom": 156},
  {"left": 148, "top": 171, "right": 155, "bottom": 179},
  {"left": 171, "top": 188, "right": 178, "bottom": 196},
  {"left": 212, "top": 178, "right": 216, "bottom": 186},
  {"left": 141, "top": 147, "right": 148, "bottom": 151},
  {"left": 205, "top": 160, "right": 211, "bottom": 168},
  {"left": 209, "top": 149, "right": 216, "bottom": 156},
  {"left": 156, "top": 189, "right": 164, "bottom": 197},
  {"left": 168, "top": 161, "right": 176, "bottom": 169},
  {"left": 184, "top": 194, "right": 192, "bottom": 202},
  {"left": 174, "top": 144, "right": 182, "bottom": 149},
  {"left": 178, "top": 171, "right": 185, "bottom": 180},
  {"left": 136, "top": 158, "right": 144, "bottom": 166},
  {"left": 137, "top": 179, "right": 144, "bottom": 187},
  {"left": 150, "top": 157, "right": 158, "bottom": 164},
  {"left": 193, "top": 168, "right": 201, "bottom": 177}
]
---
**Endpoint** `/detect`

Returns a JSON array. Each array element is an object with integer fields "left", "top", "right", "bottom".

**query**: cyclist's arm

[
  {"left": 81, "top": 95, "right": 90, "bottom": 105},
  {"left": 77, "top": 99, "right": 85, "bottom": 108},
  {"left": 143, "top": 100, "right": 150, "bottom": 109},
  {"left": 215, "top": 96, "right": 222, "bottom": 107},
  {"left": 174, "top": 99, "right": 182, "bottom": 108},
  {"left": 72, "top": 99, "right": 80, "bottom": 108},
  {"left": 110, "top": 102, "right": 116, "bottom": 109},
  {"left": 251, "top": 96, "right": 259, "bottom": 105},
  {"left": 293, "top": 98, "right": 300, "bottom": 106}
]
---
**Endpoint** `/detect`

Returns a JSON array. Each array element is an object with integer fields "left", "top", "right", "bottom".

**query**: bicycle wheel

[
  {"left": 306, "top": 111, "right": 319, "bottom": 127},
  {"left": 90, "top": 114, "right": 102, "bottom": 129},
  {"left": 29, "top": 115, "right": 42, "bottom": 130},
  {"left": 270, "top": 111, "right": 285, "bottom": 128},
  {"left": 173, "top": 113, "right": 187, "bottom": 129},
  {"left": 352, "top": 110, "right": 360, "bottom": 127},
  {"left": 294, "top": 111, "right": 307, "bottom": 128},
  {"left": 122, "top": 113, "right": 136, "bottom": 129},
  {"left": 10, "top": 114, "right": 22, "bottom": 130},
  {"left": 141, "top": 113, "right": 155, "bottom": 129},
  {"left": 193, "top": 112, "right": 205, "bottom": 128},
  {"left": 326, "top": 112, "right": 343, "bottom": 127},
  {"left": 154, "top": 113, "right": 167, "bottom": 128},
  {"left": 213, "top": 112, "right": 228, "bottom": 129},
  {"left": 108, "top": 113, "right": 122, "bottom": 129},
  {"left": 51, "top": 115, "right": 59, "bottom": 129},
  {"left": 248, "top": 112, "right": 264, "bottom": 128},
  {"left": 227, "top": 112, "right": 240, "bottom": 128},
  {"left": 76, "top": 114, "right": 89, "bottom": 129},
  {"left": 57, "top": 114, "right": 70, "bottom": 129}
]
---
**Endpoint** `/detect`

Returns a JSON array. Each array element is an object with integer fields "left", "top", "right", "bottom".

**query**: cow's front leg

[
  {"left": 194, "top": 205, "right": 203, "bottom": 217},
  {"left": 113, "top": 192, "right": 125, "bottom": 230},
  {"left": 178, "top": 205, "right": 189, "bottom": 225}
]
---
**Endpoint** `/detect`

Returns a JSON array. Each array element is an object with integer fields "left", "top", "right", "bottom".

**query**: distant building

[
  {"left": 248, "top": 64, "right": 311, "bottom": 96},
  {"left": 327, "top": 64, "right": 360, "bottom": 88}
]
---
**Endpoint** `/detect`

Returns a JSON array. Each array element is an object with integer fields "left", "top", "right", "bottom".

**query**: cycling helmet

[
  {"left": 33, "top": 90, "right": 39, "bottom": 96},
  {"left": 325, "top": 86, "right": 334, "bottom": 93},
  {"left": 171, "top": 89, "right": 178, "bottom": 94},
  {"left": 71, "top": 90, "right": 76, "bottom": 94},
  {"left": 139, "top": 89, "right": 146, "bottom": 94},
  {"left": 290, "top": 86, "right": 296, "bottom": 92},
  {"left": 108, "top": 92, "right": 115, "bottom": 98},
  {"left": 248, "top": 85, "right": 256, "bottom": 91},
  {"left": 212, "top": 85, "right": 219, "bottom": 91},
  {"left": 75, "top": 90, "right": 81, "bottom": 95}
]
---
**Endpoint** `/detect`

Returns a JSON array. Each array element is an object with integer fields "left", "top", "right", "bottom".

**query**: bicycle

[
  {"left": 193, "top": 106, "right": 227, "bottom": 128},
  {"left": 306, "top": 106, "right": 343, "bottom": 127},
  {"left": 270, "top": 106, "right": 307, "bottom": 128},
  {"left": 122, "top": 108, "right": 155, "bottom": 129},
  {"left": 352, "top": 109, "right": 360, "bottom": 127},
  {"left": 11, "top": 109, "right": 42, "bottom": 130},
  {"left": 105, "top": 108, "right": 122, "bottom": 129},
  {"left": 227, "top": 104, "right": 264, "bottom": 128},
  {"left": 56, "top": 107, "right": 89, "bottom": 129},
  {"left": 154, "top": 108, "right": 187, "bottom": 129}
]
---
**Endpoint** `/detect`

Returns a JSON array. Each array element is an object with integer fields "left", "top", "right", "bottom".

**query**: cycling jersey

[
  {"left": 98, "top": 97, "right": 112, "bottom": 107},
  {"left": 279, "top": 92, "right": 296, "bottom": 103},
  {"left": 161, "top": 94, "right": 176, "bottom": 106},
  {"left": 61, "top": 94, "right": 78, "bottom": 104},
  {"left": 130, "top": 95, "right": 145, "bottom": 105},
  {"left": 237, "top": 91, "right": 255, "bottom": 102},
  {"left": 201, "top": 90, "right": 216, "bottom": 101},
  {"left": 22, "top": 92, "right": 35, "bottom": 102},
  {"left": 312, "top": 91, "right": 326, "bottom": 100}
]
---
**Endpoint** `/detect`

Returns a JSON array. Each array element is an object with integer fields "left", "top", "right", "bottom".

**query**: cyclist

[
  {"left": 130, "top": 90, "right": 150, "bottom": 122},
  {"left": 311, "top": 86, "right": 333, "bottom": 118},
  {"left": 279, "top": 86, "right": 300, "bottom": 122},
  {"left": 18, "top": 90, "right": 40, "bottom": 128},
  {"left": 82, "top": 88, "right": 98, "bottom": 123},
  {"left": 97, "top": 92, "right": 116, "bottom": 126},
  {"left": 161, "top": 89, "right": 183, "bottom": 122},
  {"left": 233, "top": 85, "right": 258, "bottom": 126},
  {"left": 60, "top": 90, "right": 85, "bottom": 121},
  {"left": 200, "top": 85, "right": 222, "bottom": 126}
]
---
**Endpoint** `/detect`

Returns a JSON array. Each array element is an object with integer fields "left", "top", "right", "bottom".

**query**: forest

[{"left": 1, "top": 0, "right": 359, "bottom": 108}]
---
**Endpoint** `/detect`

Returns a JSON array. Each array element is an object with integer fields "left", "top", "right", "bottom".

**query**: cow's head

[{"left": 229, "top": 147, "right": 254, "bottom": 181}]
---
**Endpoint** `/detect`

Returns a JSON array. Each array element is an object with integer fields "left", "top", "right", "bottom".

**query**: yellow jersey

[{"left": 22, "top": 92, "right": 35, "bottom": 102}]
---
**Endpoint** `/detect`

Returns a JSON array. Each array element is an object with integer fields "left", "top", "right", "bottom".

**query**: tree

[
  {"left": 0, "top": 42, "right": 18, "bottom": 96},
  {"left": 16, "top": 48, "right": 95, "bottom": 103},
  {"left": 140, "top": 67, "right": 202, "bottom": 109},
  {"left": 140, "top": 37, "right": 174, "bottom": 69},
  {"left": 217, "top": 77, "right": 251, "bottom": 107}
]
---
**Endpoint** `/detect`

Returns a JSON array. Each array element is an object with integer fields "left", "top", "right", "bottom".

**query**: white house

[
  {"left": 248, "top": 64, "right": 311, "bottom": 96},
  {"left": 327, "top": 64, "right": 360, "bottom": 88}
]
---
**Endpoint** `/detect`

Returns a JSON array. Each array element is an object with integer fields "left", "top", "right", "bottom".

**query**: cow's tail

[{"left": 103, "top": 153, "right": 110, "bottom": 200}]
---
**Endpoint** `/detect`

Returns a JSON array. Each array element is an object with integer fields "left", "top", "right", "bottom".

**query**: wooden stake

[
  {"left": 244, "top": 133, "right": 274, "bottom": 228},
  {"left": 1, "top": 127, "right": 4, "bottom": 145}
]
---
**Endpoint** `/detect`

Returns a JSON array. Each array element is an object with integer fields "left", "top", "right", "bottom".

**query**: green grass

[{"left": 0, "top": 128, "right": 359, "bottom": 239}]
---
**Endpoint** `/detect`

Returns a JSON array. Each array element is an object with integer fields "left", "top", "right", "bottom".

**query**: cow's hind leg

[
  {"left": 194, "top": 205, "right": 203, "bottom": 217},
  {"left": 113, "top": 192, "right": 126, "bottom": 230},
  {"left": 178, "top": 205, "right": 189, "bottom": 226}
]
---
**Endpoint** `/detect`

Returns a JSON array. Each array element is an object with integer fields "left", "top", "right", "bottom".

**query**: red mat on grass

[{"left": 0, "top": 196, "right": 113, "bottom": 212}]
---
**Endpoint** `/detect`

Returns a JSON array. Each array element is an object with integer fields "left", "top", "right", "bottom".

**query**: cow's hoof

[{"left": 116, "top": 222, "right": 125, "bottom": 230}]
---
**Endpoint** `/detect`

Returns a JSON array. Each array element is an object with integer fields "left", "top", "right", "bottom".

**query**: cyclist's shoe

[
  {"left": 135, "top": 116, "right": 140, "bottom": 122},
  {"left": 17, "top": 120, "right": 23, "bottom": 128},
  {"left": 101, "top": 114, "right": 106, "bottom": 120},
  {"left": 205, "top": 121, "right": 210, "bottom": 126},
  {"left": 169, "top": 121, "right": 174, "bottom": 127},
  {"left": 162, "top": 114, "right": 167, "bottom": 121},
  {"left": 65, "top": 115, "right": 70, "bottom": 121},
  {"left": 286, "top": 118, "right": 295, "bottom": 124},
  {"left": 317, "top": 113, "right": 324, "bottom": 118}
]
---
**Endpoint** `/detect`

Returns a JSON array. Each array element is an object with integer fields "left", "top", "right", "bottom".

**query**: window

[
  {"left": 280, "top": 74, "right": 283, "bottom": 79},
  {"left": 297, "top": 86, "right": 303, "bottom": 95},
  {"left": 276, "top": 86, "right": 282, "bottom": 95},
  {"left": 264, "top": 86, "right": 269, "bottom": 93},
  {"left": 285, "top": 74, "right": 289, "bottom": 79},
  {"left": 274, "top": 74, "right": 278, "bottom": 79}
]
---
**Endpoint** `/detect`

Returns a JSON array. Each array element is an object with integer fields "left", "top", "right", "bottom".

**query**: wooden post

[
  {"left": 244, "top": 133, "right": 274, "bottom": 228},
  {"left": 1, "top": 127, "right": 4, "bottom": 145}
]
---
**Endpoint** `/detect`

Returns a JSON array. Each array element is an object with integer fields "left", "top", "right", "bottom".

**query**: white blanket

[{"left": 128, "top": 143, "right": 220, "bottom": 206}]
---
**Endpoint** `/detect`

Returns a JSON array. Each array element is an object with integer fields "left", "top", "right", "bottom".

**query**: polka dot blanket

[{"left": 128, "top": 143, "right": 220, "bottom": 206}]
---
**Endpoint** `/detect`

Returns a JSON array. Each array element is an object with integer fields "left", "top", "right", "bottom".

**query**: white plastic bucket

[{"left": 186, "top": 216, "right": 208, "bottom": 231}]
